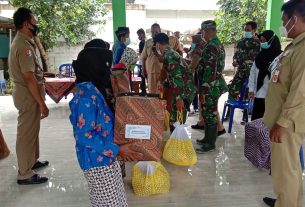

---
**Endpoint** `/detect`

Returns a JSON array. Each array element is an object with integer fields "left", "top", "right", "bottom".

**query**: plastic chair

[
  {"left": 58, "top": 64, "right": 74, "bottom": 77},
  {"left": 300, "top": 145, "right": 304, "bottom": 171},
  {"left": 0, "top": 80, "right": 6, "bottom": 94},
  {"left": 222, "top": 78, "right": 250, "bottom": 133}
]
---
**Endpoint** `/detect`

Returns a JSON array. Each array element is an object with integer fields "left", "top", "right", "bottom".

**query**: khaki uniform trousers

[
  {"left": 147, "top": 73, "right": 160, "bottom": 94},
  {"left": 13, "top": 91, "right": 40, "bottom": 180},
  {"left": 271, "top": 125, "right": 304, "bottom": 207}
]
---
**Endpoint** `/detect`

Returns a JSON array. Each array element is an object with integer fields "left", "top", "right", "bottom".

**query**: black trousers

[{"left": 251, "top": 97, "right": 265, "bottom": 121}]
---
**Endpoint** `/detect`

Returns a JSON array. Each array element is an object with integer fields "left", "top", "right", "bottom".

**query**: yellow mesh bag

[
  {"left": 132, "top": 161, "right": 170, "bottom": 196},
  {"left": 163, "top": 124, "right": 197, "bottom": 166}
]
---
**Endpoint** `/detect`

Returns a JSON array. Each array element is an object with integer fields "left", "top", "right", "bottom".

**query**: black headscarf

[
  {"left": 255, "top": 30, "right": 282, "bottom": 91},
  {"left": 72, "top": 48, "right": 113, "bottom": 99},
  {"left": 84, "top": 39, "right": 110, "bottom": 50}
]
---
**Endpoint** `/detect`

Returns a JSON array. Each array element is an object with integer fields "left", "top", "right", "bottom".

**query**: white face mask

[
  {"left": 279, "top": 16, "right": 297, "bottom": 38},
  {"left": 201, "top": 31, "right": 207, "bottom": 42},
  {"left": 156, "top": 46, "right": 162, "bottom": 55}
]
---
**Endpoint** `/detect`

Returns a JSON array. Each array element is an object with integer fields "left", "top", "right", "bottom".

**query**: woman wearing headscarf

[
  {"left": 69, "top": 47, "right": 142, "bottom": 207},
  {"left": 248, "top": 30, "right": 282, "bottom": 121}
]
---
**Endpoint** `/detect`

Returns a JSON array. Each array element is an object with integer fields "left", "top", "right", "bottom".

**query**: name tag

[
  {"left": 272, "top": 70, "right": 280, "bottom": 83},
  {"left": 125, "top": 125, "right": 151, "bottom": 140}
]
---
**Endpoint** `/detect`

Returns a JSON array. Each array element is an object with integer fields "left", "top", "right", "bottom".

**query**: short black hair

[
  {"left": 245, "top": 21, "right": 258, "bottom": 30},
  {"left": 13, "top": 7, "right": 33, "bottom": 30},
  {"left": 282, "top": 0, "right": 305, "bottom": 20},
  {"left": 153, "top": 33, "right": 169, "bottom": 45},
  {"left": 151, "top": 23, "right": 161, "bottom": 29},
  {"left": 137, "top": 28, "right": 145, "bottom": 34}
]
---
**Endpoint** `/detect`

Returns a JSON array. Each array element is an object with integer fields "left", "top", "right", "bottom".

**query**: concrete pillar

[
  {"left": 266, "top": 0, "right": 284, "bottom": 37},
  {"left": 112, "top": 0, "right": 126, "bottom": 42}
]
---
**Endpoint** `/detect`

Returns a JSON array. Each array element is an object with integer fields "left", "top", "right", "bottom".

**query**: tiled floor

[{"left": 0, "top": 93, "right": 304, "bottom": 207}]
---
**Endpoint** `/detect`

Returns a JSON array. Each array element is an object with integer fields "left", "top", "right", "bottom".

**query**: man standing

[
  {"left": 196, "top": 20, "right": 228, "bottom": 153},
  {"left": 263, "top": 1, "right": 305, "bottom": 207},
  {"left": 154, "top": 33, "right": 195, "bottom": 124},
  {"left": 113, "top": 27, "right": 130, "bottom": 65},
  {"left": 225, "top": 21, "right": 260, "bottom": 119},
  {"left": 141, "top": 23, "right": 163, "bottom": 94},
  {"left": 9, "top": 8, "right": 49, "bottom": 185},
  {"left": 137, "top": 28, "right": 146, "bottom": 93}
]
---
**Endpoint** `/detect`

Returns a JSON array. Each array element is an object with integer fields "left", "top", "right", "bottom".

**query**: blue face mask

[
  {"left": 244, "top": 31, "right": 253, "bottom": 39},
  {"left": 261, "top": 42, "right": 271, "bottom": 49},
  {"left": 191, "top": 43, "right": 196, "bottom": 49}
]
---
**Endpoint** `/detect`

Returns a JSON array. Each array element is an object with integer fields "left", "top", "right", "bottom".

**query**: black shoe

[
  {"left": 32, "top": 160, "right": 49, "bottom": 170},
  {"left": 218, "top": 129, "right": 226, "bottom": 136},
  {"left": 17, "top": 174, "right": 48, "bottom": 185},
  {"left": 196, "top": 143, "right": 216, "bottom": 154},
  {"left": 196, "top": 138, "right": 206, "bottom": 145},
  {"left": 192, "top": 124, "right": 205, "bottom": 130},
  {"left": 263, "top": 197, "right": 276, "bottom": 207}
]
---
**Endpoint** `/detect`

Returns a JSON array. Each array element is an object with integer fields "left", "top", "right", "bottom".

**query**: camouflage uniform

[
  {"left": 198, "top": 36, "right": 228, "bottom": 126},
  {"left": 228, "top": 37, "right": 260, "bottom": 100},
  {"left": 161, "top": 47, "right": 196, "bottom": 122}
]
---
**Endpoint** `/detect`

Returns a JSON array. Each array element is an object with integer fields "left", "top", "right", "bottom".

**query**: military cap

[
  {"left": 153, "top": 33, "right": 169, "bottom": 44},
  {"left": 201, "top": 20, "right": 217, "bottom": 30}
]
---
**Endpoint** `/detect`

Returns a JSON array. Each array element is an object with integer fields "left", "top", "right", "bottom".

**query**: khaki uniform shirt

[
  {"left": 8, "top": 32, "right": 45, "bottom": 103},
  {"left": 141, "top": 38, "right": 163, "bottom": 74},
  {"left": 263, "top": 32, "right": 305, "bottom": 133}
]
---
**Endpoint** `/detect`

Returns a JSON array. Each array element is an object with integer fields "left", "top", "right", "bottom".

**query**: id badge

[{"left": 272, "top": 70, "right": 280, "bottom": 83}]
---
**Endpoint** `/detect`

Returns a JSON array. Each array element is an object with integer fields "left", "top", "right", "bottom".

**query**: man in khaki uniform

[
  {"left": 9, "top": 8, "right": 49, "bottom": 185},
  {"left": 262, "top": 1, "right": 305, "bottom": 207},
  {"left": 141, "top": 23, "right": 163, "bottom": 94}
]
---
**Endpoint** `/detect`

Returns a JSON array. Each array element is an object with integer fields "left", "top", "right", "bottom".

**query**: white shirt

[{"left": 248, "top": 61, "right": 270, "bottom": 98}]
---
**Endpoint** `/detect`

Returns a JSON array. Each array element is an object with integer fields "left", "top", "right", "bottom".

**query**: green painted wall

[
  {"left": 112, "top": 0, "right": 126, "bottom": 42},
  {"left": 266, "top": 0, "right": 284, "bottom": 37}
]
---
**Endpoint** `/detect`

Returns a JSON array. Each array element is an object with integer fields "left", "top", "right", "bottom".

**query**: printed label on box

[{"left": 125, "top": 125, "right": 151, "bottom": 140}]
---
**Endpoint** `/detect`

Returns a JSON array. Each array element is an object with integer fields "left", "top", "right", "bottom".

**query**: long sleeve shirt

[
  {"left": 198, "top": 36, "right": 228, "bottom": 96},
  {"left": 248, "top": 62, "right": 270, "bottom": 98},
  {"left": 263, "top": 32, "right": 305, "bottom": 132},
  {"left": 69, "top": 82, "right": 119, "bottom": 171},
  {"left": 162, "top": 47, "right": 195, "bottom": 102},
  {"left": 113, "top": 42, "right": 126, "bottom": 65}
]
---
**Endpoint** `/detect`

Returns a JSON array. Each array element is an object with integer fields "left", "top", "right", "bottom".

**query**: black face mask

[{"left": 29, "top": 23, "right": 40, "bottom": 36}]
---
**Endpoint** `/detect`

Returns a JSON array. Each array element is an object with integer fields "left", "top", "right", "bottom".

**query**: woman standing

[
  {"left": 69, "top": 47, "right": 142, "bottom": 207},
  {"left": 248, "top": 30, "right": 282, "bottom": 121}
]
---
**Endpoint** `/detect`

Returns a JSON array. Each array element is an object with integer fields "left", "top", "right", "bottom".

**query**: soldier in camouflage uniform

[
  {"left": 154, "top": 33, "right": 196, "bottom": 124},
  {"left": 196, "top": 20, "right": 228, "bottom": 153},
  {"left": 225, "top": 21, "right": 260, "bottom": 119}
]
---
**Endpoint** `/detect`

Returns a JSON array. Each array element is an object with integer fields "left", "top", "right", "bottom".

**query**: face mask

[
  {"left": 191, "top": 43, "right": 196, "bottom": 49},
  {"left": 260, "top": 42, "right": 271, "bottom": 49},
  {"left": 29, "top": 23, "right": 40, "bottom": 36},
  {"left": 201, "top": 31, "right": 207, "bottom": 42},
  {"left": 279, "top": 17, "right": 296, "bottom": 38},
  {"left": 244, "top": 31, "right": 253, "bottom": 39},
  {"left": 156, "top": 46, "right": 162, "bottom": 56},
  {"left": 125, "top": 38, "right": 131, "bottom": 46}
]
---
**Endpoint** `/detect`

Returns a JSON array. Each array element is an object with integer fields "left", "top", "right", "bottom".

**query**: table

[{"left": 45, "top": 77, "right": 76, "bottom": 103}]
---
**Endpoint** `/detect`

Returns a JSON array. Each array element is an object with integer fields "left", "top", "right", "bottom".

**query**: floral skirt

[{"left": 84, "top": 161, "right": 128, "bottom": 207}]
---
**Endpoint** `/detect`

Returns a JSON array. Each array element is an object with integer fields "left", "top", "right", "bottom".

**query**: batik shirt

[
  {"left": 198, "top": 36, "right": 228, "bottom": 96},
  {"left": 162, "top": 47, "right": 195, "bottom": 102},
  {"left": 233, "top": 37, "right": 260, "bottom": 77},
  {"left": 69, "top": 82, "right": 119, "bottom": 171}
]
